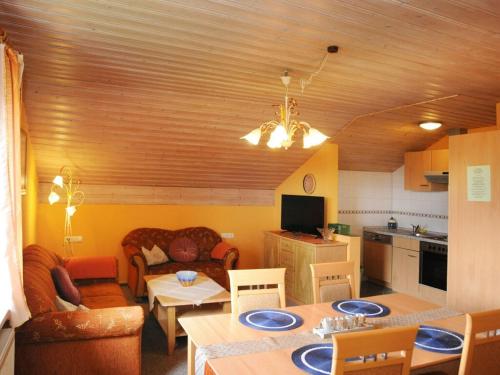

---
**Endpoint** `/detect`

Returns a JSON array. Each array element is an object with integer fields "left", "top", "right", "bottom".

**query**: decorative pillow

[
  {"left": 211, "top": 241, "right": 234, "bottom": 260},
  {"left": 169, "top": 237, "right": 199, "bottom": 263},
  {"left": 141, "top": 244, "right": 168, "bottom": 266},
  {"left": 55, "top": 295, "right": 89, "bottom": 312},
  {"left": 51, "top": 265, "right": 81, "bottom": 305}
]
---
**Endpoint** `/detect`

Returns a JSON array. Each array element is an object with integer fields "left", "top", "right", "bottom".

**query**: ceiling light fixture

[
  {"left": 419, "top": 122, "right": 442, "bottom": 131},
  {"left": 241, "top": 46, "right": 338, "bottom": 150},
  {"left": 241, "top": 72, "right": 329, "bottom": 149}
]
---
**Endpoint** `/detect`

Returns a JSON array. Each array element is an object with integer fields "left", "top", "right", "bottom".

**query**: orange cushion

[
  {"left": 210, "top": 241, "right": 234, "bottom": 260},
  {"left": 64, "top": 256, "right": 117, "bottom": 280}
]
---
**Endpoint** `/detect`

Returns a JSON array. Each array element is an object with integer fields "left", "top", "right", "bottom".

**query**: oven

[{"left": 419, "top": 241, "right": 448, "bottom": 291}]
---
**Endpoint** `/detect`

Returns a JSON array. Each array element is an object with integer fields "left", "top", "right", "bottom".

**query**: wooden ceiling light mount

[{"left": 241, "top": 46, "right": 338, "bottom": 150}]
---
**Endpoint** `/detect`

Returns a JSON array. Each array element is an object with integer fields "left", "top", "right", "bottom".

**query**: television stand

[{"left": 263, "top": 231, "right": 361, "bottom": 305}]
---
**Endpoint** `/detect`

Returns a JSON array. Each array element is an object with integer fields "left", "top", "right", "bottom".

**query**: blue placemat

[
  {"left": 239, "top": 309, "right": 303, "bottom": 331},
  {"left": 292, "top": 344, "right": 333, "bottom": 375},
  {"left": 291, "top": 344, "right": 374, "bottom": 374},
  {"left": 331, "top": 299, "right": 391, "bottom": 318},
  {"left": 415, "top": 325, "right": 464, "bottom": 354}
]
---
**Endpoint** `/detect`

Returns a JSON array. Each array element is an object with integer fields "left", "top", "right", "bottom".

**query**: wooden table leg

[
  {"left": 167, "top": 306, "right": 176, "bottom": 355},
  {"left": 187, "top": 336, "right": 196, "bottom": 375},
  {"left": 222, "top": 301, "right": 231, "bottom": 313}
]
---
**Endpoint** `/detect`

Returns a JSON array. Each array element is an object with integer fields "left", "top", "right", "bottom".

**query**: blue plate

[
  {"left": 239, "top": 309, "right": 303, "bottom": 331},
  {"left": 415, "top": 325, "right": 464, "bottom": 355},
  {"left": 332, "top": 299, "right": 391, "bottom": 318},
  {"left": 291, "top": 344, "right": 375, "bottom": 374}
]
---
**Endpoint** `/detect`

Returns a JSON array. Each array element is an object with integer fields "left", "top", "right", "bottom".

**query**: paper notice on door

[{"left": 467, "top": 165, "right": 491, "bottom": 202}]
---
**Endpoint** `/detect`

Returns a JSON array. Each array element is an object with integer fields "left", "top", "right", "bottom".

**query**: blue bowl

[{"left": 176, "top": 271, "right": 197, "bottom": 286}]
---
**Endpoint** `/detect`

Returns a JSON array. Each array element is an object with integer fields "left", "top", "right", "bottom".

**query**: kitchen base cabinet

[
  {"left": 264, "top": 232, "right": 355, "bottom": 304},
  {"left": 363, "top": 235, "right": 393, "bottom": 287},
  {"left": 392, "top": 247, "right": 419, "bottom": 297}
]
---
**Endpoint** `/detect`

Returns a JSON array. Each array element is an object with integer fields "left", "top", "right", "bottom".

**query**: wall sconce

[{"left": 48, "top": 166, "right": 85, "bottom": 256}]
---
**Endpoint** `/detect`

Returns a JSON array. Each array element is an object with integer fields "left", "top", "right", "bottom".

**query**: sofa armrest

[
  {"left": 221, "top": 248, "right": 239, "bottom": 270},
  {"left": 123, "top": 244, "right": 147, "bottom": 268},
  {"left": 16, "top": 306, "right": 144, "bottom": 345},
  {"left": 64, "top": 256, "right": 118, "bottom": 281}
]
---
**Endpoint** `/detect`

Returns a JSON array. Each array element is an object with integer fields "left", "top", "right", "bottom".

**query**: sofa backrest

[
  {"left": 122, "top": 227, "right": 222, "bottom": 261},
  {"left": 22, "top": 244, "right": 63, "bottom": 316}
]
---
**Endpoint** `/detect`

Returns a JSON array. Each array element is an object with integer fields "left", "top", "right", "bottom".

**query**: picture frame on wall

[{"left": 21, "top": 128, "right": 27, "bottom": 195}]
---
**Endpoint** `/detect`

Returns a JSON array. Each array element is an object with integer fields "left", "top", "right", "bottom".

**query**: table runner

[
  {"left": 147, "top": 274, "right": 225, "bottom": 311},
  {"left": 194, "top": 306, "right": 461, "bottom": 375}
]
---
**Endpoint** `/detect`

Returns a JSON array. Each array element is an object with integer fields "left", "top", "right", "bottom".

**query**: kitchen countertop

[{"left": 363, "top": 226, "right": 448, "bottom": 246}]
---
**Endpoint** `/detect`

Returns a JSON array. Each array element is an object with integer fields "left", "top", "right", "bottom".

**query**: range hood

[{"left": 424, "top": 171, "right": 449, "bottom": 184}]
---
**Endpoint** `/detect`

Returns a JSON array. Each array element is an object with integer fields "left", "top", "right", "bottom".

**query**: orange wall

[
  {"left": 36, "top": 144, "right": 339, "bottom": 283},
  {"left": 37, "top": 203, "right": 274, "bottom": 283},
  {"left": 274, "top": 143, "right": 339, "bottom": 227}
]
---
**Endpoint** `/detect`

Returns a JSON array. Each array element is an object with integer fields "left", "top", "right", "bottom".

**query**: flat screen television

[{"left": 281, "top": 194, "right": 325, "bottom": 235}]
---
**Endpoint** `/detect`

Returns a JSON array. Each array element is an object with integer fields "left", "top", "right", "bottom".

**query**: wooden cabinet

[
  {"left": 264, "top": 233, "right": 279, "bottom": 268},
  {"left": 404, "top": 149, "right": 448, "bottom": 192},
  {"left": 364, "top": 240, "right": 392, "bottom": 286},
  {"left": 264, "top": 232, "right": 353, "bottom": 305},
  {"left": 391, "top": 237, "right": 420, "bottom": 296},
  {"left": 392, "top": 247, "right": 419, "bottom": 296}
]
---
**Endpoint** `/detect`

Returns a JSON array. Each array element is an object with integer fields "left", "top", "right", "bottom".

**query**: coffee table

[{"left": 144, "top": 273, "right": 231, "bottom": 355}]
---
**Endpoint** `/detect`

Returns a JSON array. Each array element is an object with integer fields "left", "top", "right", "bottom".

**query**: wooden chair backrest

[
  {"left": 228, "top": 268, "right": 286, "bottom": 317},
  {"left": 332, "top": 326, "right": 418, "bottom": 375},
  {"left": 310, "top": 261, "right": 357, "bottom": 304},
  {"left": 459, "top": 309, "right": 500, "bottom": 375}
]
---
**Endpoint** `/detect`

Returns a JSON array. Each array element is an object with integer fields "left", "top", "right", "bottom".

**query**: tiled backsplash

[{"left": 338, "top": 167, "right": 448, "bottom": 235}]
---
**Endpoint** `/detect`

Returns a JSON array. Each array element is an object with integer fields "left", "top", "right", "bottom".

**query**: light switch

[
  {"left": 64, "top": 235, "right": 83, "bottom": 243},
  {"left": 221, "top": 232, "right": 235, "bottom": 239}
]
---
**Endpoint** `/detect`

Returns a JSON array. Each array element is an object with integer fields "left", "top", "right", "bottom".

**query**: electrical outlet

[
  {"left": 64, "top": 235, "right": 83, "bottom": 243},
  {"left": 221, "top": 232, "right": 234, "bottom": 239}
]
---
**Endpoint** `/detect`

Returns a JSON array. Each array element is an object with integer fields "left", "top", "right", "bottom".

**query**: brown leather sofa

[
  {"left": 122, "top": 227, "right": 239, "bottom": 298},
  {"left": 16, "top": 244, "right": 144, "bottom": 375}
]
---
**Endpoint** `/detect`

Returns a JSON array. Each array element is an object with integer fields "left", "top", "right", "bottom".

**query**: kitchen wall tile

[{"left": 338, "top": 167, "right": 448, "bottom": 234}]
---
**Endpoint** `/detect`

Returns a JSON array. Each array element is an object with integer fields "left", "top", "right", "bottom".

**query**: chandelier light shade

[
  {"left": 241, "top": 72, "right": 329, "bottom": 150},
  {"left": 48, "top": 166, "right": 85, "bottom": 256}
]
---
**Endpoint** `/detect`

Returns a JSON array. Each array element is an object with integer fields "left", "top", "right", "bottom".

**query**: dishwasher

[{"left": 363, "top": 231, "right": 393, "bottom": 286}]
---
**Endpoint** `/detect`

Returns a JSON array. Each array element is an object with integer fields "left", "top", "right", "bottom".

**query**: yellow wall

[
  {"left": 37, "top": 203, "right": 275, "bottom": 283},
  {"left": 274, "top": 143, "right": 339, "bottom": 227},
  {"left": 21, "top": 111, "right": 38, "bottom": 247}
]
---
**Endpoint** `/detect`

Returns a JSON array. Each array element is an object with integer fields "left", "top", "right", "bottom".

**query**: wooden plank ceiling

[{"left": 1, "top": 0, "right": 499, "bottom": 189}]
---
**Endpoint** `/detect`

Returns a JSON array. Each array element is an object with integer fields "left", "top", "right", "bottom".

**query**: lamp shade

[
  {"left": 267, "top": 125, "right": 287, "bottom": 148},
  {"left": 66, "top": 206, "right": 77, "bottom": 217},
  {"left": 48, "top": 191, "right": 60, "bottom": 205},
  {"left": 241, "top": 128, "right": 262, "bottom": 145},
  {"left": 52, "top": 175, "right": 64, "bottom": 188},
  {"left": 303, "top": 128, "right": 329, "bottom": 148}
]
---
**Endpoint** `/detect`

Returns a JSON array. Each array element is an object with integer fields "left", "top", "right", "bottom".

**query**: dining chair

[
  {"left": 331, "top": 325, "right": 419, "bottom": 375},
  {"left": 458, "top": 309, "right": 500, "bottom": 375},
  {"left": 310, "top": 261, "right": 357, "bottom": 304},
  {"left": 228, "top": 268, "right": 286, "bottom": 316}
]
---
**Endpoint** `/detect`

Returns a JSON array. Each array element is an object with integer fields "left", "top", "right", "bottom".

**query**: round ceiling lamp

[{"left": 419, "top": 122, "right": 442, "bottom": 131}]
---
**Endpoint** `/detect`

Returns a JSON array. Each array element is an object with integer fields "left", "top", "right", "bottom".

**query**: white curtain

[{"left": 0, "top": 43, "right": 31, "bottom": 327}]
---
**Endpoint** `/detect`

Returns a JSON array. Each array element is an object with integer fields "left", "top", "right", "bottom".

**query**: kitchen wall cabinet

[
  {"left": 264, "top": 232, "right": 353, "bottom": 304},
  {"left": 404, "top": 149, "right": 448, "bottom": 192}
]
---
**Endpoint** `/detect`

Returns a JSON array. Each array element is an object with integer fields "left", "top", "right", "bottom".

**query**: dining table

[{"left": 178, "top": 293, "right": 465, "bottom": 375}]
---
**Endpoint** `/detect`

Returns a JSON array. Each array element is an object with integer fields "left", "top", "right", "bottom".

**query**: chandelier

[
  {"left": 241, "top": 72, "right": 329, "bottom": 149},
  {"left": 48, "top": 166, "right": 85, "bottom": 256}
]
